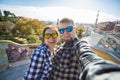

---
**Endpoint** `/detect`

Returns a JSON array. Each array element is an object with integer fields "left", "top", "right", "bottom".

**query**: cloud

[{"left": 0, "top": 5, "right": 119, "bottom": 23}]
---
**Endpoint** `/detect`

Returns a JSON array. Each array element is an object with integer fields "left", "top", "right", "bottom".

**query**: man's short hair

[{"left": 60, "top": 18, "right": 74, "bottom": 25}]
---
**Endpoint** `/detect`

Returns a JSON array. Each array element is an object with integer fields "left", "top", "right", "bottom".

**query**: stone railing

[{"left": 0, "top": 40, "right": 39, "bottom": 66}]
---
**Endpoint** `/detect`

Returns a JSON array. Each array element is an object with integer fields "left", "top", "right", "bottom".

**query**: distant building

[
  {"left": 114, "top": 24, "right": 120, "bottom": 37},
  {"left": 96, "top": 21, "right": 120, "bottom": 38}
]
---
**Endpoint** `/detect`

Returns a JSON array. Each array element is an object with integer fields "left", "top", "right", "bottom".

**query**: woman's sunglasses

[
  {"left": 59, "top": 26, "right": 73, "bottom": 34},
  {"left": 44, "top": 33, "right": 58, "bottom": 39}
]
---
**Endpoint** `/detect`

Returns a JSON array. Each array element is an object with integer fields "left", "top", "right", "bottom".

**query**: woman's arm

[{"left": 24, "top": 49, "right": 44, "bottom": 80}]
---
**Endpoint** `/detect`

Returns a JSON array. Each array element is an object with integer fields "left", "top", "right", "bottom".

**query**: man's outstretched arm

[{"left": 77, "top": 40, "right": 120, "bottom": 80}]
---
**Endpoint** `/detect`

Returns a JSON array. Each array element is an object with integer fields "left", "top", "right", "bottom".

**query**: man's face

[{"left": 59, "top": 23, "right": 75, "bottom": 42}]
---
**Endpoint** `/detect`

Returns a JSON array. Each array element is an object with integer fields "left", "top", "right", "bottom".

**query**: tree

[
  {"left": 29, "top": 19, "right": 46, "bottom": 35},
  {"left": 76, "top": 26, "right": 84, "bottom": 39},
  {"left": 12, "top": 18, "right": 46, "bottom": 43},
  {"left": 12, "top": 19, "right": 34, "bottom": 37},
  {"left": 3, "top": 10, "right": 15, "bottom": 17},
  {"left": 3, "top": 10, "right": 11, "bottom": 17},
  {"left": 0, "top": 22, "right": 4, "bottom": 35}
]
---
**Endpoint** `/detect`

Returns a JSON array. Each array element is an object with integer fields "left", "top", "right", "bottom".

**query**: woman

[{"left": 24, "top": 25, "right": 59, "bottom": 80}]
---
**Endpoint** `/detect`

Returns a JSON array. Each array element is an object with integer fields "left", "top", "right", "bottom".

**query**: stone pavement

[
  {"left": 0, "top": 59, "right": 30, "bottom": 80},
  {"left": 0, "top": 59, "right": 30, "bottom": 72}
]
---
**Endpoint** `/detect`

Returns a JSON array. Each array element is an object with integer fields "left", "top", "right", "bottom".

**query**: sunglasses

[
  {"left": 44, "top": 33, "right": 58, "bottom": 39},
  {"left": 59, "top": 26, "right": 73, "bottom": 34}
]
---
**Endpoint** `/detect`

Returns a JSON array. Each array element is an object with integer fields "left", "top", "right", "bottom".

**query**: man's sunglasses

[
  {"left": 59, "top": 26, "right": 73, "bottom": 34},
  {"left": 44, "top": 33, "right": 58, "bottom": 39}
]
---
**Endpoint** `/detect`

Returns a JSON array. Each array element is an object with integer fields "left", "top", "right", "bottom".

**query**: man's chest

[{"left": 55, "top": 47, "right": 78, "bottom": 68}]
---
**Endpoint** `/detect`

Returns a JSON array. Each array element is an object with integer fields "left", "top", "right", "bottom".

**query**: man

[{"left": 49, "top": 18, "right": 120, "bottom": 80}]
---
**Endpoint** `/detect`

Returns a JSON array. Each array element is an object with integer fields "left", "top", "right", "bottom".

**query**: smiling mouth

[{"left": 49, "top": 41, "right": 56, "bottom": 44}]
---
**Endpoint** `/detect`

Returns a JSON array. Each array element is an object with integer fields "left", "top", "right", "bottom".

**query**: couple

[{"left": 24, "top": 18, "right": 120, "bottom": 80}]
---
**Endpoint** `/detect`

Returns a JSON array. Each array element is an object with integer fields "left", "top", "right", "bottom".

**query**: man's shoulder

[{"left": 74, "top": 38, "right": 88, "bottom": 45}]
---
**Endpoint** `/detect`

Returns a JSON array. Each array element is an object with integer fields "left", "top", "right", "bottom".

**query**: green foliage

[
  {"left": 0, "top": 36, "right": 5, "bottom": 40},
  {"left": 0, "top": 16, "right": 5, "bottom": 21},
  {"left": 27, "top": 35, "right": 41, "bottom": 44},
  {"left": 78, "top": 27, "right": 84, "bottom": 33},
  {"left": 77, "top": 27, "right": 84, "bottom": 38},
  {"left": 0, "top": 22, "right": 4, "bottom": 35},
  {"left": 2, "top": 10, "right": 17, "bottom": 23},
  {"left": 0, "top": 42, "right": 8, "bottom": 65},
  {"left": 1, "top": 10, "right": 46, "bottom": 44},
  {"left": 12, "top": 18, "right": 45, "bottom": 38},
  {"left": 3, "top": 10, "right": 15, "bottom": 17},
  {"left": 3, "top": 10, "right": 10, "bottom": 17}
]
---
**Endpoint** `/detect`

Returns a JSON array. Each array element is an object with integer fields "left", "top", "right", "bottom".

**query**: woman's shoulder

[
  {"left": 33, "top": 44, "right": 49, "bottom": 55},
  {"left": 36, "top": 43, "right": 48, "bottom": 50}
]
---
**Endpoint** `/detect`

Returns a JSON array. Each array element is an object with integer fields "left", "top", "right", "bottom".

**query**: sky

[{"left": 0, "top": 0, "right": 120, "bottom": 23}]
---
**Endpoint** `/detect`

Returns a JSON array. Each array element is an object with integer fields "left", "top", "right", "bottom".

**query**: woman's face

[{"left": 44, "top": 28, "right": 58, "bottom": 48}]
